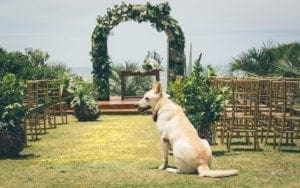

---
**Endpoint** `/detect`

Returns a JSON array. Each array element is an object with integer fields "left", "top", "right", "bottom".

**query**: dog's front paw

[{"left": 159, "top": 164, "right": 167, "bottom": 170}]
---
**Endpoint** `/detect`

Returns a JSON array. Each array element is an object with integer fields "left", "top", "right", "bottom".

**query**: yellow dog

[{"left": 138, "top": 82, "right": 238, "bottom": 177}]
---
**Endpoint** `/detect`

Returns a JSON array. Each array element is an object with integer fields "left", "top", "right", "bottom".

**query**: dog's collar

[
  {"left": 152, "top": 95, "right": 163, "bottom": 122},
  {"left": 152, "top": 111, "right": 158, "bottom": 122}
]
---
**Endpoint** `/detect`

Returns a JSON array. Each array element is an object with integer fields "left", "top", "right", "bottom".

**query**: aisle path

[{"left": 35, "top": 115, "right": 158, "bottom": 164}]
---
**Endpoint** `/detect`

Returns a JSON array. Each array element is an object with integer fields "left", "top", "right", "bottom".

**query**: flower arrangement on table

[{"left": 142, "top": 51, "right": 163, "bottom": 71}]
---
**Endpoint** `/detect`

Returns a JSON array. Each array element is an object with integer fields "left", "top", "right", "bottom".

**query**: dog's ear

[
  {"left": 152, "top": 82, "right": 157, "bottom": 90},
  {"left": 153, "top": 82, "right": 162, "bottom": 95}
]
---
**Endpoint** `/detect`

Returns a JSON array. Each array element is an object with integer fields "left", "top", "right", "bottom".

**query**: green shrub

[
  {"left": 0, "top": 74, "right": 27, "bottom": 157},
  {"left": 168, "top": 55, "right": 229, "bottom": 144},
  {"left": 0, "top": 74, "right": 27, "bottom": 124}
]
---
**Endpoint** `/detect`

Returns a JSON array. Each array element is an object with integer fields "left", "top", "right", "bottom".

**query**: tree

[
  {"left": 272, "top": 43, "right": 300, "bottom": 77},
  {"left": 0, "top": 48, "right": 29, "bottom": 78},
  {"left": 25, "top": 48, "right": 49, "bottom": 67},
  {"left": 0, "top": 47, "right": 71, "bottom": 80},
  {"left": 230, "top": 42, "right": 300, "bottom": 77}
]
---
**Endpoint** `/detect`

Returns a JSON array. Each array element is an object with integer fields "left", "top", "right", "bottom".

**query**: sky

[{"left": 1, "top": 0, "right": 300, "bottom": 76}]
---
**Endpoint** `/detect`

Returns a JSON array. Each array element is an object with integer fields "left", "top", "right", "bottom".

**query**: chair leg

[
  {"left": 212, "top": 125, "right": 217, "bottom": 145},
  {"left": 227, "top": 131, "right": 232, "bottom": 151},
  {"left": 264, "top": 127, "right": 270, "bottom": 146},
  {"left": 260, "top": 129, "right": 264, "bottom": 143},
  {"left": 254, "top": 131, "right": 260, "bottom": 150},
  {"left": 65, "top": 114, "right": 68, "bottom": 124},
  {"left": 43, "top": 112, "right": 47, "bottom": 134},
  {"left": 220, "top": 129, "right": 224, "bottom": 145},
  {"left": 278, "top": 131, "right": 283, "bottom": 151},
  {"left": 245, "top": 132, "right": 249, "bottom": 144},
  {"left": 226, "top": 131, "right": 229, "bottom": 150},
  {"left": 285, "top": 132, "right": 289, "bottom": 145},
  {"left": 273, "top": 132, "right": 277, "bottom": 149},
  {"left": 229, "top": 132, "right": 233, "bottom": 151}
]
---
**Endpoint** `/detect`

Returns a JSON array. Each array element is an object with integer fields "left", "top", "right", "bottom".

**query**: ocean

[{"left": 70, "top": 64, "right": 230, "bottom": 90}]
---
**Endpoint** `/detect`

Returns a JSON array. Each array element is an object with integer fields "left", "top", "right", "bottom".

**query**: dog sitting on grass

[{"left": 138, "top": 82, "right": 238, "bottom": 177}]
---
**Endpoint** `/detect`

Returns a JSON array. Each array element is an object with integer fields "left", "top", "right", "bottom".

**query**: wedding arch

[{"left": 91, "top": 2, "right": 186, "bottom": 100}]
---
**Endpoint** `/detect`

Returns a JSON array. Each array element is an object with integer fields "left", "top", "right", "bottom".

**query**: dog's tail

[{"left": 199, "top": 169, "right": 239, "bottom": 178}]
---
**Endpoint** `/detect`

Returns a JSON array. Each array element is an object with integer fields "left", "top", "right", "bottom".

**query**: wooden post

[{"left": 121, "top": 71, "right": 125, "bottom": 100}]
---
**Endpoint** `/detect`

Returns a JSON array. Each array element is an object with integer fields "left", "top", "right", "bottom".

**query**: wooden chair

[
  {"left": 36, "top": 80, "right": 48, "bottom": 134},
  {"left": 46, "top": 80, "right": 60, "bottom": 128},
  {"left": 226, "top": 79, "right": 260, "bottom": 151},
  {"left": 258, "top": 78, "right": 273, "bottom": 144},
  {"left": 22, "top": 81, "right": 40, "bottom": 141},
  {"left": 46, "top": 80, "right": 68, "bottom": 126},
  {"left": 211, "top": 77, "right": 234, "bottom": 145},
  {"left": 272, "top": 79, "right": 300, "bottom": 150}
]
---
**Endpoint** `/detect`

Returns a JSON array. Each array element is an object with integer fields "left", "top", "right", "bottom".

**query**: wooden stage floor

[{"left": 99, "top": 96, "right": 141, "bottom": 114}]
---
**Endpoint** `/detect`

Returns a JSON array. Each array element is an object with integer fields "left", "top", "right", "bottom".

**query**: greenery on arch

[{"left": 91, "top": 2, "right": 186, "bottom": 100}]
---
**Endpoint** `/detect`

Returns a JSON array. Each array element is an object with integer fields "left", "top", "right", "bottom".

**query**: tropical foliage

[
  {"left": 91, "top": 2, "right": 185, "bottom": 100},
  {"left": 109, "top": 62, "right": 152, "bottom": 96},
  {"left": 0, "top": 74, "right": 27, "bottom": 157},
  {"left": 230, "top": 42, "right": 300, "bottom": 77},
  {"left": 168, "top": 55, "right": 229, "bottom": 144}
]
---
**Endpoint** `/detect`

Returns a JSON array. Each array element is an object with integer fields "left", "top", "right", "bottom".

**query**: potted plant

[{"left": 71, "top": 84, "right": 100, "bottom": 121}]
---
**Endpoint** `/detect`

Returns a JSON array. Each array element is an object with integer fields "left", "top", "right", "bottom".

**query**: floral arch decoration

[{"left": 91, "top": 2, "right": 186, "bottom": 100}]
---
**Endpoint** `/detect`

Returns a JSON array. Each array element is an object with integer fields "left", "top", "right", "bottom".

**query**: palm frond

[
  {"left": 230, "top": 42, "right": 300, "bottom": 77},
  {"left": 273, "top": 60, "right": 300, "bottom": 77}
]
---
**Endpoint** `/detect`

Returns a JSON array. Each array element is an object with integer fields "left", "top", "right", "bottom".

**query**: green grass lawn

[{"left": 0, "top": 115, "right": 299, "bottom": 188}]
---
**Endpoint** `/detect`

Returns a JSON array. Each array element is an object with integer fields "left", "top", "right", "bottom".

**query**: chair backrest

[
  {"left": 24, "top": 81, "right": 39, "bottom": 108},
  {"left": 47, "top": 80, "right": 61, "bottom": 101},
  {"left": 232, "top": 79, "right": 259, "bottom": 117}
]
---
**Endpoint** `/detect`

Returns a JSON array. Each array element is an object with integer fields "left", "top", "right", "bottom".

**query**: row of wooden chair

[
  {"left": 22, "top": 80, "right": 68, "bottom": 144},
  {"left": 212, "top": 77, "right": 300, "bottom": 151}
]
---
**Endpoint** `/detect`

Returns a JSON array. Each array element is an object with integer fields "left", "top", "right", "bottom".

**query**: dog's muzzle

[{"left": 137, "top": 105, "right": 151, "bottom": 113}]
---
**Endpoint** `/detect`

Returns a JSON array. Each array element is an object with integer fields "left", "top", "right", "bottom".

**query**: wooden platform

[{"left": 99, "top": 96, "right": 141, "bottom": 114}]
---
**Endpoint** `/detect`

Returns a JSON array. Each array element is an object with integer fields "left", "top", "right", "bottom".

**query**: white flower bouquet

[{"left": 142, "top": 57, "right": 163, "bottom": 71}]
